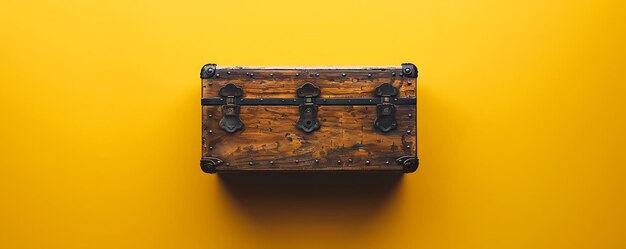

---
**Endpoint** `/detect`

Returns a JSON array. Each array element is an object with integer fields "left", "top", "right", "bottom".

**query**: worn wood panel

[
  {"left": 202, "top": 105, "right": 416, "bottom": 171},
  {"left": 202, "top": 69, "right": 416, "bottom": 98}
]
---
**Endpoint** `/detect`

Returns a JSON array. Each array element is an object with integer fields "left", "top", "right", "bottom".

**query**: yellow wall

[{"left": 1, "top": 0, "right": 625, "bottom": 248}]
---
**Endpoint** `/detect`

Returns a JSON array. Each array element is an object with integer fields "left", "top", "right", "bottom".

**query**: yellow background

[{"left": 1, "top": 0, "right": 625, "bottom": 248}]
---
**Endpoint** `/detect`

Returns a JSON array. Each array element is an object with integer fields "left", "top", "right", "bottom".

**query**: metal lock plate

[
  {"left": 295, "top": 83, "right": 321, "bottom": 133},
  {"left": 218, "top": 83, "right": 244, "bottom": 133},
  {"left": 374, "top": 83, "right": 399, "bottom": 133}
]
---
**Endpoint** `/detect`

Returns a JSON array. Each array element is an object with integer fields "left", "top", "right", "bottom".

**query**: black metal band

[{"left": 201, "top": 97, "right": 416, "bottom": 106}]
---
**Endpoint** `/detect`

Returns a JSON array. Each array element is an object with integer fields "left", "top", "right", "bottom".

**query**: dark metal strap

[{"left": 201, "top": 97, "right": 416, "bottom": 106}]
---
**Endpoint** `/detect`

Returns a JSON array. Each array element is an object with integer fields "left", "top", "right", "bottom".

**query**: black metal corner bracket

[
  {"left": 218, "top": 83, "right": 244, "bottom": 133},
  {"left": 401, "top": 63, "right": 418, "bottom": 78},
  {"left": 201, "top": 157, "right": 223, "bottom": 173},
  {"left": 396, "top": 156, "right": 419, "bottom": 173},
  {"left": 201, "top": 64, "right": 217, "bottom": 79},
  {"left": 374, "top": 83, "right": 399, "bottom": 133},
  {"left": 296, "top": 83, "right": 321, "bottom": 133}
]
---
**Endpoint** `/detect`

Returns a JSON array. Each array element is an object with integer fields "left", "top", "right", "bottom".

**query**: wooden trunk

[{"left": 200, "top": 64, "right": 418, "bottom": 173}]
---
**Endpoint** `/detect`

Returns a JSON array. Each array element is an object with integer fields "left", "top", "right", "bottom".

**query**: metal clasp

[
  {"left": 374, "top": 83, "right": 399, "bottom": 133},
  {"left": 296, "top": 83, "right": 321, "bottom": 133},
  {"left": 218, "top": 83, "right": 244, "bottom": 133}
]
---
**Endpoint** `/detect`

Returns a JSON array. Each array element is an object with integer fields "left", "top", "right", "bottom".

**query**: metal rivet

[
  {"left": 249, "top": 73, "right": 254, "bottom": 77},
  {"left": 392, "top": 72, "right": 396, "bottom": 76},
  {"left": 227, "top": 71, "right": 231, "bottom": 75},
  {"left": 209, "top": 146, "right": 213, "bottom": 150},
  {"left": 367, "top": 73, "right": 372, "bottom": 78},
  {"left": 348, "top": 158, "right": 353, "bottom": 163},
  {"left": 315, "top": 159, "right": 320, "bottom": 163},
  {"left": 404, "top": 67, "right": 411, "bottom": 73},
  {"left": 240, "top": 98, "right": 244, "bottom": 102},
  {"left": 249, "top": 162, "right": 253, "bottom": 165},
  {"left": 209, "top": 130, "right": 213, "bottom": 134},
  {"left": 281, "top": 99, "right": 285, "bottom": 102},
  {"left": 385, "top": 161, "right": 390, "bottom": 165},
  {"left": 208, "top": 114, "right": 213, "bottom": 118},
  {"left": 295, "top": 159, "right": 299, "bottom": 163},
  {"left": 408, "top": 113, "right": 413, "bottom": 117},
  {"left": 269, "top": 161, "right": 274, "bottom": 164},
  {"left": 260, "top": 98, "right": 264, "bottom": 102},
  {"left": 406, "top": 145, "right": 411, "bottom": 149},
  {"left": 323, "top": 99, "right": 327, "bottom": 102},
  {"left": 296, "top": 73, "right": 300, "bottom": 77},
  {"left": 407, "top": 81, "right": 412, "bottom": 85},
  {"left": 365, "top": 160, "right": 371, "bottom": 164},
  {"left": 315, "top": 73, "right": 320, "bottom": 77},
  {"left": 341, "top": 73, "right": 346, "bottom": 77},
  {"left": 337, "top": 160, "right": 342, "bottom": 164},
  {"left": 219, "top": 98, "right": 223, "bottom": 101},
  {"left": 270, "top": 73, "right": 274, "bottom": 77},
  {"left": 407, "top": 130, "right": 411, "bottom": 134},
  {"left": 216, "top": 73, "right": 220, "bottom": 78},
  {"left": 207, "top": 68, "right": 214, "bottom": 72},
  {"left": 394, "top": 98, "right": 398, "bottom": 102},
  {"left": 293, "top": 99, "right": 297, "bottom": 102},
  {"left": 226, "top": 163, "right": 230, "bottom": 166}
]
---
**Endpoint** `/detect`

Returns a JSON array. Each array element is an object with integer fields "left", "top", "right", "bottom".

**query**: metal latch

[
  {"left": 210, "top": 82, "right": 409, "bottom": 134},
  {"left": 374, "top": 83, "right": 399, "bottom": 133},
  {"left": 296, "top": 83, "right": 321, "bottom": 133},
  {"left": 218, "top": 83, "right": 244, "bottom": 133}
]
